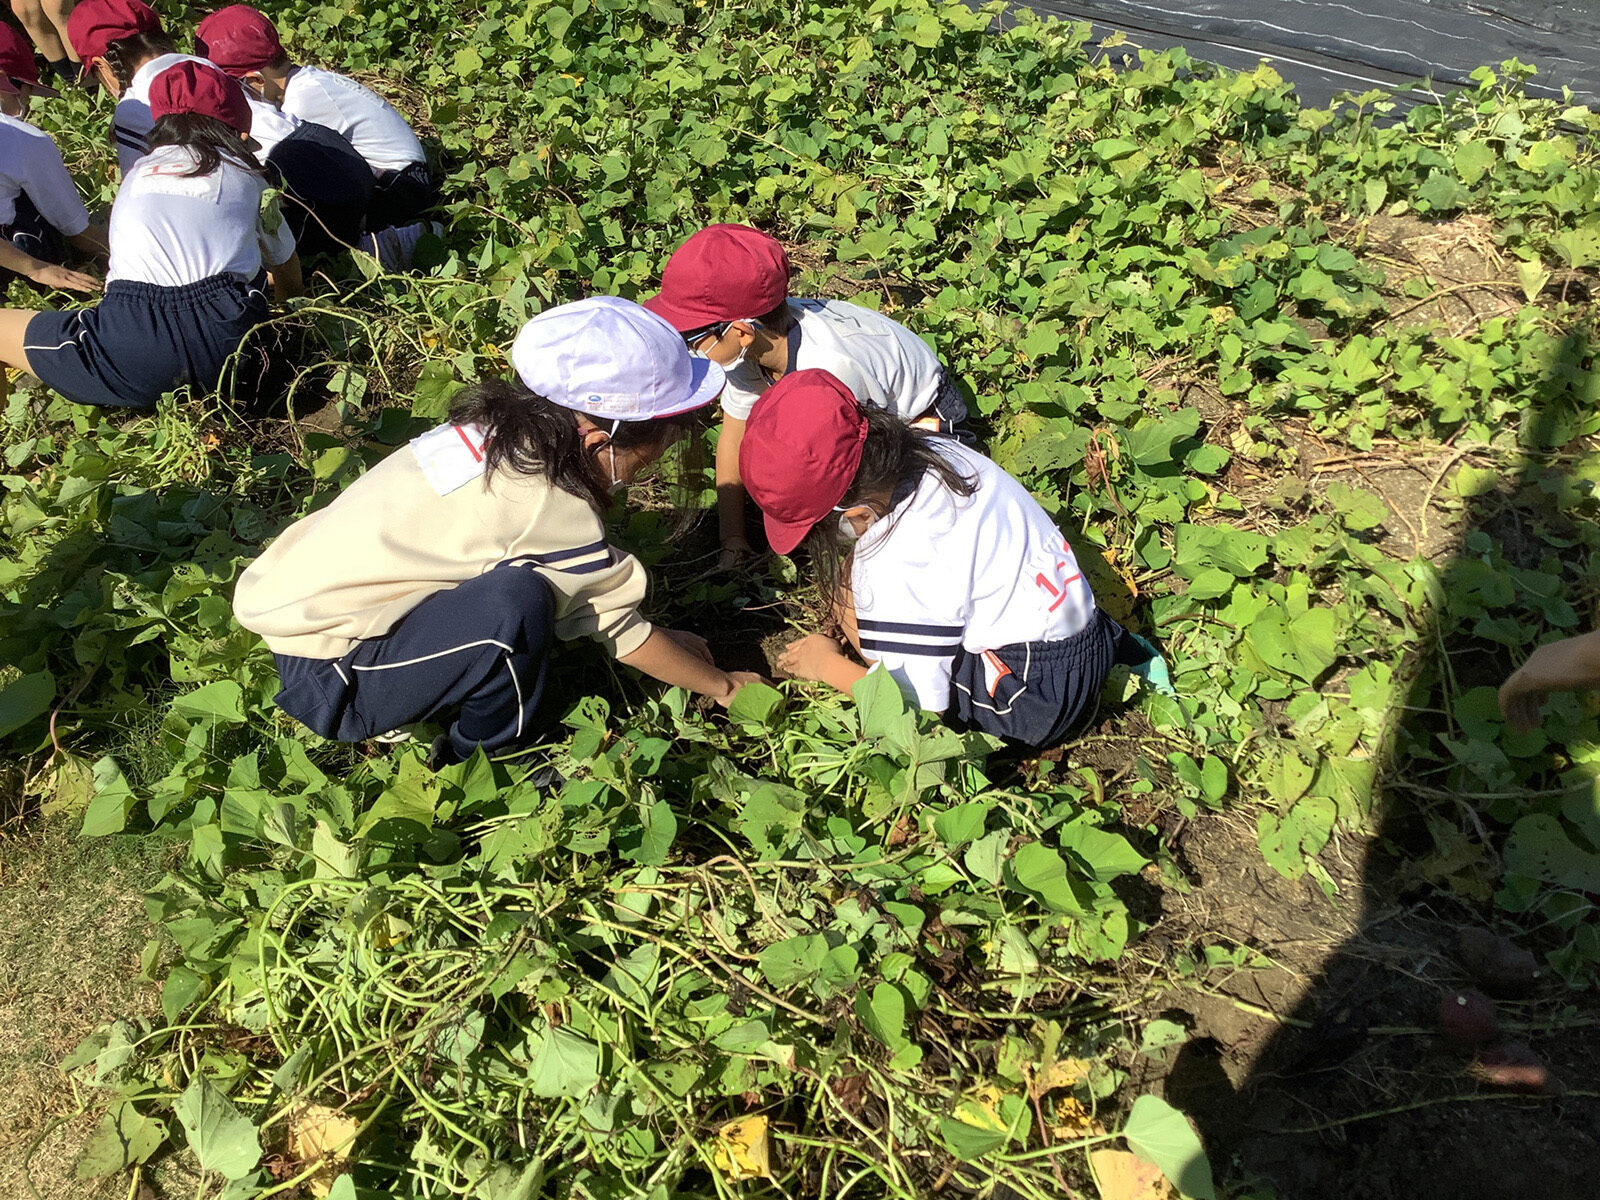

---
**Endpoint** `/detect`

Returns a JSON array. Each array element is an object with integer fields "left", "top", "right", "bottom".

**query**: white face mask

[
  {"left": 835, "top": 505, "right": 867, "bottom": 542},
  {"left": 606, "top": 443, "right": 625, "bottom": 494}
]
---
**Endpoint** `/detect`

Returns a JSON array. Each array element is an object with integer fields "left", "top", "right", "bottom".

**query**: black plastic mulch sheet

[{"left": 1013, "top": 0, "right": 1600, "bottom": 109}]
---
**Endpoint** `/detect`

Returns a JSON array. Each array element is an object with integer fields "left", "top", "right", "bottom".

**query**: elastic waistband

[
  {"left": 988, "top": 610, "right": 1118, "bottom": 666},
  {"left": 104, "top": 273, "right": 262, "bottom": 307}
]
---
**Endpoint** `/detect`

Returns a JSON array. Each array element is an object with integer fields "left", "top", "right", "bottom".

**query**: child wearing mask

[
  {"left": 0, "top": 23, "right": 105, "bottom": 292},
  {"left": 233, "top": 298, "right": 760, "bottom": 766},
  {"left": 194, "top": 3, "right": 439, "bottom": 268},
  {"left": 67, "top": 0, "right": 373, "bottom": 259},
  {"left": 0, "top": 59, "right": 300, "bottom": 408},
  {"left": 644, "top": 223, "right": 973, "bottom": 566},
  {"left": 739, "top": 368, "right": 1149, "bottom": 749}
]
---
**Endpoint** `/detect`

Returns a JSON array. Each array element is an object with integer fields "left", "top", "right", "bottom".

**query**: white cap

[{"left": 510, "top": 297, "right": 726, "bottom": 422}]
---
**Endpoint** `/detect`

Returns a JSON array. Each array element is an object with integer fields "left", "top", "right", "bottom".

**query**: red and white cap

[
  {"left": 739, "top": 369, "right": 869, "bottom": 555},
  {"left": 0, "top": 24, "right": 58, "bottom": 97},
  {"left": 194, "top": 5, "right": 284, "bottom": 77},
  {"left": 149, "top": 59, "right": 254, "bottom": 135},
  {"left": 67, "top": 0, "right": 161, "bottom": 71},
  {"left": 643, "top": 224, "right": 791, "bottom": 333},
  {"left": 511, "top": 297, "right": 726, "bottom": 422}
]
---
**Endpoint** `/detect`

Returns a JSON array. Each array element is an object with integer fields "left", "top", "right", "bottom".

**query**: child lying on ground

[{"left": 739, "top": 368, "right": 1152, "bottom": 750}]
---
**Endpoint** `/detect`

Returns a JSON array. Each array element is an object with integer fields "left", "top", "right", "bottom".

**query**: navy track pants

[{"left": 271, "top": 564, "right": 556, "bottom": 761}]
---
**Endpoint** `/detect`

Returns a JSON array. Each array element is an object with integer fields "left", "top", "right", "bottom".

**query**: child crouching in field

[
  {"left": 741, "top": 369, "right": 1148, "bottom": 749},
  {"left": 195, "top": 4, "right": 440, "bottom": 268},
  {"left": 0, "top": 60, "right": 300, "bottom": 408},
  {"left": 233, "top": 298, "right": 761, "bottom": 767},
  {"left": 67, "top": 0, "right": 375, "bottom": 260},
  {"left": 0, "top": 25, "right": 107, "bottom": 293},
  {"left": 645, "top": 223, "right": 973, "bottom": 566}
]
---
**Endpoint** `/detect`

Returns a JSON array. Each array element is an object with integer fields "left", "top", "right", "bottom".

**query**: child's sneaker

[{"left": 366, "top": 220, "right": 442, "bottom": 271}]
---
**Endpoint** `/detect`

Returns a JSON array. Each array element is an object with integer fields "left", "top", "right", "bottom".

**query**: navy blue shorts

[
  {"left": 1, "top": 193, "right": 67, "bottom": 274},
  {"left": 931, "top": 368, "right": 980, "bottom": 448},
  {"left": 948, "top": 610, "right": 1148, "bottom": 748},
  {"left": 272, "top": 565, "right": 557, "bottom": 763},
  {"left": 266, "top": 123, "right": 374, "bottom": 258},
  {"left": 23, "top": 274, "right": 269, "bottom": 409},
  {"left": 368, "top": 161, "right": 440, "bottom": 232}
]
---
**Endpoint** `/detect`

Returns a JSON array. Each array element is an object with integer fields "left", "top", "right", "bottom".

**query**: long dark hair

[
  {"left": 447, "top": 378, "right": 707, "bottom": 513},
  {"left": 101, "top": 31, "right": 176, "bottom": 91},
  {"left": 147, "top": 112, "right": 264, "bottom": 177},
  {"left": 807, "top": 405, "right": 978, "bottom": 613}
]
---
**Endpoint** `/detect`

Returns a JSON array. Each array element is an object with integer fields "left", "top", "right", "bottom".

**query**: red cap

[
  {"left": 194, "top": 5, "right": 283, "bottom": 77},
  {"left": 0, "top": 24, "right": 58, "bottom": 96},
  {"left": 643, "top": 224, "right": 791, "bottom": 332},
  {"left": 67, "top": 0, "right": 162, "bottom": 69},
  {"left": 149, "top": 60, "right": 253, "bottom": 135},
  {"left": 739, "top": 369, "right": 868, "bottom": 555}
]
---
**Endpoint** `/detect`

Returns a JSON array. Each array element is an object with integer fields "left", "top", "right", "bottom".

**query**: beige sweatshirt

[{"left": 233, "top": 423, "right": 652, "bottom": 661}]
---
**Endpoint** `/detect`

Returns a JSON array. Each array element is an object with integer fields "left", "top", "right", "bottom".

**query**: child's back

[
  {"left": 280, "top": 64, "right": 423, "bottom": 175},
  {"left": 718, "top": 297, "right": 948, "bottom": 423}
]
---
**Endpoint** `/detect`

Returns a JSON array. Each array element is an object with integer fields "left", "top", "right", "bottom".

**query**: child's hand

[
  {"left": 1498, "top": 631, "right": 1600, "bottom": 733},
  {"left": 778, "top": 633, "right": 848, "bottom": 682},
  {"left": 31, "top": 263, "right": 101, "bottom": 294},
  {"left": 718, "top": 537, "right": 753, "bottom": 570},
  {"left": 716, "top": 670, "right": 767, "bottom": 707}
]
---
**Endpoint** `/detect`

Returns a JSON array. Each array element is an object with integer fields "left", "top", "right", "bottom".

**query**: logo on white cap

[{"left": 510, "top": 297, "right": 725, "bottom": 421}]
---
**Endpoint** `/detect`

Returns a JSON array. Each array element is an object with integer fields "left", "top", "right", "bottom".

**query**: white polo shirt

[
  {"left": 111, "top": 53, "right": 300, "bottom": 169},
  {"left": 718, "top": 298, "right": 946, "bottom": 422},
  {"left": 850, "top": 442, "right": 1096, "bottom": 713},
  {"left": 0, "top": 113, "right": 91, "bottom": 236},
  {"left": 280, "top": 65, "right": 424, "bottom": 174},
  {"left": 106, "top": 143, "right": 297, "bottom": 287},
  {"left": 112, "top": 52, "right": 205, "bottom": 175}
]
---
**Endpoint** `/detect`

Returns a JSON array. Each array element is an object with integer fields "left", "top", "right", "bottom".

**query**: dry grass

[{"left": 0, "top": 818, "right": 177, "bottom": 1199}]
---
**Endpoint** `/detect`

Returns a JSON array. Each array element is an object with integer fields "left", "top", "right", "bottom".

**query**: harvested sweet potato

[
  {"left": 1438, "top": 988, "right": 1498, "bottom": 1047},
  {"left": 1468, "top": 1041, "right": 1564, "bottom": 1096},
  {"left": 1456, "top": 928, "right": 1540, "bottom": 998}
]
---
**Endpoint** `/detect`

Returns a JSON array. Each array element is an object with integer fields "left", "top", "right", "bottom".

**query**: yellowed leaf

[
  {"left": 1089, "top": 1148, "right": 1173, "bottom": 1200},
  {"left": 1030, "top": 1054, "right": 1092, "bottom": 1098},
  {"left": 1048, "top": 1094, "right": 1102, "bottom": 1139},
  {"left": 950, "top": 1083, "right": 1009, "bottom": 1133},
  {"left": 711, "top": 1114, "right": 772, "bottom": 1182},
  {"left": 287, "top": 1104, "right": 360, "bottom": 1197}
]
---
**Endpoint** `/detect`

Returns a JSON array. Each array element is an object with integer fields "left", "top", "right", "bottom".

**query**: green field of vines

[{"left": 2, "top": 0, "right": 1598, "bottom": 1196}]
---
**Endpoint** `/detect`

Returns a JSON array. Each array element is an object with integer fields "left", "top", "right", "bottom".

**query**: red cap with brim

[
  {"left": 149, "top": 59, "right": 254, "bottom": 135},
  {"left": 194, "top": 5, "right": 283, "bottom": 77},
  {"left": 643, "top": 223, "right": 791, "bottom": 332},
  {"left": 67, "top": 0, "right": 161, "bottom": 73},
  {"left": 0, "top": 25, "right": 60, "bottom": 96},
  {"left": 739, "top": 369, "right": 869, "bottom": 556}
]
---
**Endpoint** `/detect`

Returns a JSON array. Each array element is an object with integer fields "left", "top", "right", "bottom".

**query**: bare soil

[{"left": 1126, "top": 812, "right": 1600, "bottom": 1200}]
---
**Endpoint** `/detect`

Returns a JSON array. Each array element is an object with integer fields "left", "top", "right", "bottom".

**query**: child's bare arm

[
  {"left": 0, "top": 238, "right": 98, "bottom": 293},
  {"left": 715, "top": 415, "right": 750, "bottom": 564},
  {"left": 618, "top": 627, "right": 760, "bottom": 706},
  {"left": 269, "top": 251, "right": 303, "bottom": 302},
  {"left": 1498, "top": 629, "right": 1600, "bottom": 732}
]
